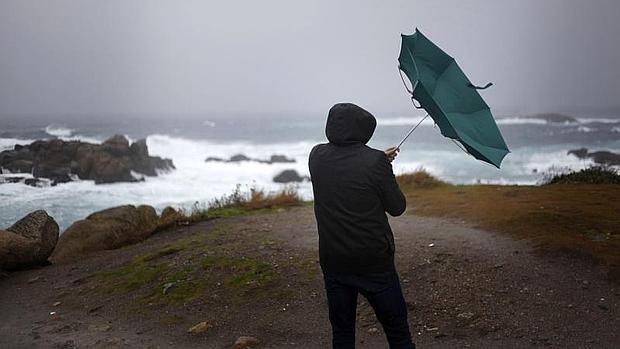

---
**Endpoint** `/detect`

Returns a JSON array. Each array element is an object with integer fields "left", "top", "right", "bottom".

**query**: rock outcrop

[
  {"left": 0, "top": 135, "right": 174, "bottom": 185},
  {"left": 50, "top": 205, "right": 159, "bottom": 263},
  {"left": 0, "top": 210, "right": 59, "bottom": 270},
  {"left": 568, "top": 148, "right": 620, "bottom": 166},
  {"left": 205, "top": 153, "right": 295, "bottom": 164},
  {"left": 273, "top": 169, "right": 309, "bottom": 183}
]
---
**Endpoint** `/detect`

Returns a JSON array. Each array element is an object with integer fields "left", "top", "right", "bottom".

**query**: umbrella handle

[{"left": 467, "top": 82, "right": 493, "bottom": 90}]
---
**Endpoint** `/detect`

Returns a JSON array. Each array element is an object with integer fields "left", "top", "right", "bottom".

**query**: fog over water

[{"left": 1, "top": 0, "right": 619, "bottom": 117}]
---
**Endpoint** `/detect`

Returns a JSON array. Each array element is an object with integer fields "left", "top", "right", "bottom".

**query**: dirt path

[{"left": 1, "top": 207, "right": 619, "bottom": 348}]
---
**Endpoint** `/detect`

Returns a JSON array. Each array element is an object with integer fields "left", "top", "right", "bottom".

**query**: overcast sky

[{"left": 1, "top": 0, "right": 619, "bottom": 117}]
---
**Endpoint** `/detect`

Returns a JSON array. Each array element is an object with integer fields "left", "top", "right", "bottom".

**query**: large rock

[
  {"left": 273, "top": 169, "right": 308, "bottom": 183},
  {"left": 0, "top": 135, "right": 174, "bottom": 185},
  {"left": 205, "top": 153, "right": 296, "bottom": 164},
  {"left": 0, "top": 210, "right": 59, "bottom": 270},
  {"left": 50, "top": 205, "right": 159, "bottom": 263},
  {"left": 568, "top": 148, "right": 620, "bottom": 166}
]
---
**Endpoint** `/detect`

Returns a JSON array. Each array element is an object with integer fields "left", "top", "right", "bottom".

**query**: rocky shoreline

[{"left": 0, "top": 135, "right": 174, "bottom": 186}]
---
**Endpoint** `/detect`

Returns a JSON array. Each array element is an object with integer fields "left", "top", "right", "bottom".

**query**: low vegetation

[
  {"left": 396, "top": 168, "right": 447, "bottom": 189},
  {"left": 398, "top": 169, "right": 620, "bottom": 279},
  {"left": 90, "top": 223, "right": 305, "bottom": 309},
  {"left": 542, "top": 166, "right": 620, "bottom": 185},
  {"left": 183, "top": 185, "right": 305, "bottom": 221}
]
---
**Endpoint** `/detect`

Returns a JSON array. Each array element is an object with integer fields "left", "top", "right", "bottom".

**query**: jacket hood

[{"left": 325, "top": 103, "right": 377, "bottom": 145}]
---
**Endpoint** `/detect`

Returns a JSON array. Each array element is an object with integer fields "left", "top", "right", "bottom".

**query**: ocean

[{"left": 1, "top": 112, "right": 619, "bottom": 231}]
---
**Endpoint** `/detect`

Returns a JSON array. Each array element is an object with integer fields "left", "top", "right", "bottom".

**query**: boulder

[
  {"left": 0, "top": 210, "right": 59, "bottom": 270},
  {"left": 273, "top": 169, "right": 308, "bottom": 183},
  {"left": 50, "top": 205, "right": 159, "bottom": 263},
  {"left": 157, "top": 206, "right": 182, "bottom": 230}
]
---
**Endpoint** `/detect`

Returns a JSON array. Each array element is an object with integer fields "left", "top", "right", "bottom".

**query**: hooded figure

[
  {"left": 309, "top": 103, "right": 406, "bottom": 273},
  {"left": 309, "top": 103, "right": 415, "bottom": 348}
]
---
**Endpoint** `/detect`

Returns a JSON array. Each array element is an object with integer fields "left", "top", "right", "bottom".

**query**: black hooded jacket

[{"left": 309, "top": 103, "right": 407, "bottom": 274}]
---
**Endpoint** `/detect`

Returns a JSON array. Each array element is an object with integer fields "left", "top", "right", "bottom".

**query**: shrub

[
  {"left": 396, "top": 168, "right": 446, "bottom": 188},
  {"left": 183, "top": 185, "right": 304, "bottom": 221},
  {"left": 543, "top": 166, "right": 620, "bottom": 185}
]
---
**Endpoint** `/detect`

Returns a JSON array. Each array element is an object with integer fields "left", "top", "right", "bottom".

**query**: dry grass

[
  {"left": 396, "top": 168, "right": 447, "bottom": 189},
  {"left": 401, "top": 180, "right": 620, "bottom": 279},
  {"left": 183, "top": 185, "right": 305, "bottom": 221}
]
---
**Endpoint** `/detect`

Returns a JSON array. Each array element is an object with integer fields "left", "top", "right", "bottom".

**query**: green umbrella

[{"left": 397, "top": 29, "right": 510, "bottom": 168}]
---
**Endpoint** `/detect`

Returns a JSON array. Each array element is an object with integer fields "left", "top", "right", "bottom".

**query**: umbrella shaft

[{"left": 397, "top": 114, "right": 429, "bottom": 149}]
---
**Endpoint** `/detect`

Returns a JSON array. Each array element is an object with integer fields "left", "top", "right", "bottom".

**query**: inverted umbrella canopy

[{"left": 398, "top": 29, "right": 510, "bottom": 168}]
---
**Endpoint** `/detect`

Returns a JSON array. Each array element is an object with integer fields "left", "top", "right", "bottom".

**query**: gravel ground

[{"left": 1, "top": 206, "right": 619, "bottom": 348}]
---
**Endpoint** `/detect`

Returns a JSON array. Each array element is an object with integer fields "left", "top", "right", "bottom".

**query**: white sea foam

[
  {"left": 577, "top": 126, "right": 595, "bottom": 133},
  {"left": 43, "top": 124, "right": 103, "bottom": 143},
  {"left": 0, "top": 138, "right": 35, "bottom": 151},
  {"left": 495, "top": 117, "right": 549, "bottom": 125},
  {"left": 44, "top": 125, "right": 74, "bottom": 137},
  {"left": 576, "top": 118, "right": 620, "bottom": 124}
]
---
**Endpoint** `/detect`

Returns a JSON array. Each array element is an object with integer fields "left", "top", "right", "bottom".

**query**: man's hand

[{"left": 384, "top": 146, "right": 399, "bottom": 163}]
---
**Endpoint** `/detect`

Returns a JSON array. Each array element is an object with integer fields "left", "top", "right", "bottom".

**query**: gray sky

[{"left": 1, "top": 0, "right": 619, "bottom": 117}]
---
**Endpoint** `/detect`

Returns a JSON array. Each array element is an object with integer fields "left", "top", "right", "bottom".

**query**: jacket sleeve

[{"left": 372, "top": 153, "right": 407, "bottom": 216}]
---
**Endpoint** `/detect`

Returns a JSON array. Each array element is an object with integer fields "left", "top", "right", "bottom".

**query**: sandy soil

[{"left": 1, "top": 206, "right": 619, "bottom": 348}]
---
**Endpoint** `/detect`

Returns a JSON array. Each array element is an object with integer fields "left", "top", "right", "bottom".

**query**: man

[{"left": 308, "top": 103, "right": 415, "bottom": 349}]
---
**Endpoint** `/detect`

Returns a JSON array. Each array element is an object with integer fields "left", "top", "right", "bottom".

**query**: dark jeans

[{"left": 323, "top": 270, "right": 415, "bottom": 349}]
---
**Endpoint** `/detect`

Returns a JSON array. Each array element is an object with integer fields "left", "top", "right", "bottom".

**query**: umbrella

[{"left": 397, "top": 28, "right": 510, "bottom": 168}]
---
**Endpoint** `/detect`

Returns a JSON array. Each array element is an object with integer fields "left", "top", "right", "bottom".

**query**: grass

[
  {"left": 397, "top": 169, "right": 620, "bottom": 279},
  {"left": 397, "top": 168, "right": 447, "bottom": 189},
  {"left": 90, "top": 222, "right": 303, "bottom": 308},
  {"left": 183, "top": 185, "right": 305, "bottom": 221}
]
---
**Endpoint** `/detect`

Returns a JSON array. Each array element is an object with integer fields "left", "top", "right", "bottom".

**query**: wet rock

[
  {"left": 0, "top": 210, "right": 59, "bottom": 270},
  {"left": 273, "top": 169, "right": 309, "bottom": 183},
  {"left": 229, "top": 154, "right": 252, "bottom": 162},
  {"left": 205, "top": 156, "right": 226, "bottom": 162},
  {"left": 24, "top": 177, "right": 47, "bottom": 187},
  {"left": 265, "top": 154, "right": 295, "bottom": 164},
  {"left": 205, "top": 153, "right": 296, "bottom": 164},
  {"left": 50, "top": 205, "right": 158, "bottom": 263},
  {"left": 233, "top": 336, "right": 260, "bottom": 349},
  {"left": 0, "top": 135, "right": 174, "bottom": 185},
  {"left": 1, "top": 176, "right": 26, "bottom": 184},
  {"left": 568, "top": 148, "right": 620, "bottom": 166}
]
